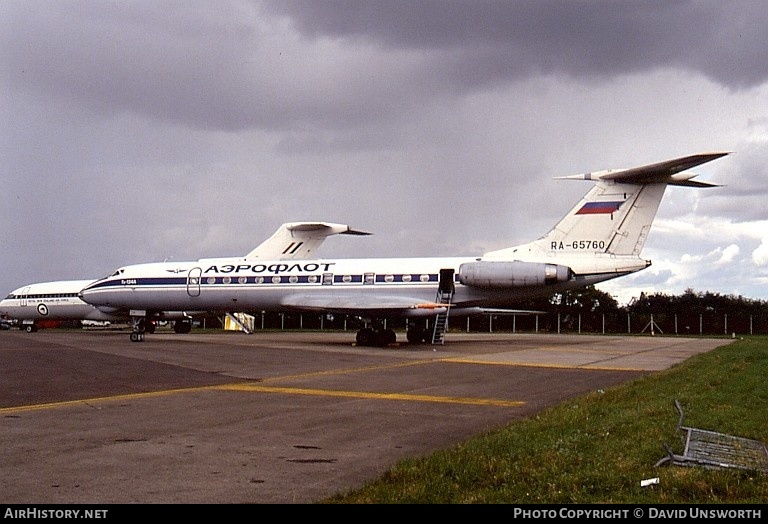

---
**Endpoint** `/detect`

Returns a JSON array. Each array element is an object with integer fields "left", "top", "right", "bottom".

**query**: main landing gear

[
  {"left": 353, "top": 320, "right": 435, "bottom": 348},
  {"left": 405, "top": 324, "right": 431, "bottom": 344},
  {"left": 172, "top": 319, "right": 192, "bottom": 334},
  {"left": 355, "top": 326, "right": 397, "bottom": 347},
  {"left": 353, "top": 318, "right": 398, "bottom": 347}
]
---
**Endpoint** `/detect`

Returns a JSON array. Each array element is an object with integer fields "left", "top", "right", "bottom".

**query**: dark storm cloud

[
  {"left": 4, "top": 1, "right": 767, "bottom": 139},
  {"left": 1, "top": 0, "right": 433, "bottom": 133},
  {"left": 1, "top": 2, "right": 268, "bottom": 131},
  {"left": 267, "top": 0, "right": 768, "bottom": 89}
]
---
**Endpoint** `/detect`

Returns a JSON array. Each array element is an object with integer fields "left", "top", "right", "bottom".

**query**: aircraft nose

[{"left": 79, "top": 286, "right": 100, "bottom": 304}]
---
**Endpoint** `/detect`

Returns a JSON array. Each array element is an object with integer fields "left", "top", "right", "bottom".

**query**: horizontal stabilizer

[
  {"left": 556, "top": 152, "right": 729, "bottom": 186},
  {"left": 285, "top": 222, "right": 372, "bottom": 236}
]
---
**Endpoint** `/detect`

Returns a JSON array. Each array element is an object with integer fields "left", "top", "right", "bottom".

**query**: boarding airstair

[{"left": 431, "top": 269, "right": 455, "bottom": 345}]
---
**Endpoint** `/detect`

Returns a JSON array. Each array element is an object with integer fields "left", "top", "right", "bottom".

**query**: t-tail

[{"left": 485, "top": 152, "right": 728, "bottom": 284}]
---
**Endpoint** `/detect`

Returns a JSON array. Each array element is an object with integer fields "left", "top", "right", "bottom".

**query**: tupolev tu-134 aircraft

[
  {"left": 79, "top": 153, "right": 729, "bottom": 346},
  {"left": 1, "top": 222, "right": 369, "bottom": 332}
]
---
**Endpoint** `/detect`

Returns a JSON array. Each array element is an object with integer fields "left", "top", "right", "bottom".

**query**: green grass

[{"left": 321, "top": 335, "right": 768, "bottom": 503}]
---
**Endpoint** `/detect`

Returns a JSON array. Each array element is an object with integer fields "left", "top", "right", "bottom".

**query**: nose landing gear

[{"left": 129, "top": 317, "right": 149, "bottom": 342}]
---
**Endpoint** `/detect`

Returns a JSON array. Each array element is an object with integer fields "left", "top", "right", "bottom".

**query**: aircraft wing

[
  {"left": 278, "top": 295, "right": 544, "bottom": 319},
  {"left": 452, "top": 307, "right": 546, "bottom": 315},
  {"left": 244, "top": 222, "right": 371, "bottom": 260},
  {"left": 280, "top": 293, "right": 448, "bottom": 317}
]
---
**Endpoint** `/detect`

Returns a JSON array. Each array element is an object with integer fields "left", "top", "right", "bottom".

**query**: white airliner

[
  {"left": 79, "top": 153, "right": 728, "bottom": 346},
  {"left": 0, "top": 279, "right": 119, "bottom": 333},
  {"left": 0, "top": 222, "right": 369, "bottom": 332}
]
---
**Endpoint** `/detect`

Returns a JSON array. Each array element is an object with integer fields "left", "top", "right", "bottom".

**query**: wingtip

[{"left": 703, "top": 151, "right": 732, "bottom": 158}]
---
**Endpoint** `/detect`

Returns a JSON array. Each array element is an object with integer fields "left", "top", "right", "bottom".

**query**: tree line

[
  {"left": 222, "top": 287, "right": 768, "bottom": 336},
  {"left": 474, "top": 287, "right": 768, "bottom": 336}
]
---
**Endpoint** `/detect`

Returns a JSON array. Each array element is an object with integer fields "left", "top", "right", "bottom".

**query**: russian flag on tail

[{"left": 576, "top": 201, "right": 623, "bottom": 215}]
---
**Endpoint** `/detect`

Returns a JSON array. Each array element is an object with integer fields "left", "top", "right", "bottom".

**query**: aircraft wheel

[
  {"left": 130, "top": 332, "right": 144, "bottom": 342},
  {"left": 24, "top": 325, "right": 37, "bottom": 333},
  {"left": 375, "top": 328, "right": 396, "bottom": 347},
  {"left": 174, "top": 320, "right": 192, "bottom": 334},
  {"left": 407, "top": 328, "right": 425, "bottom": 344},
  {"left": 355, "top": 328, "right": 375, "bottom": 347}
]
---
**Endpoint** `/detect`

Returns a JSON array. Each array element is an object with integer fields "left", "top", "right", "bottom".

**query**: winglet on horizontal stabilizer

[{"left": 555, "top": 152, "right": 729, "bottom": 187}]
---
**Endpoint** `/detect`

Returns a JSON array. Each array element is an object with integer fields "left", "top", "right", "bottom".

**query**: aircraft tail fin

[
  {"left": 486, "top": 152, "right": 728, "bottom": 263},
  {"left": 244, "top": 222, "right": 371, "bottom": 260}
]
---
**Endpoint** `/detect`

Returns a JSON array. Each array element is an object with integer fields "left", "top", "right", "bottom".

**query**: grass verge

[{"left": 322, "top": 335, "right": 768, "bottom": 503}]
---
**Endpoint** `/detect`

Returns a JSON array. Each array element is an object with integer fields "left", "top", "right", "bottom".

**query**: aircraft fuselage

[{"left": 79, "top": 254, "right": 640, "bottom": 317}]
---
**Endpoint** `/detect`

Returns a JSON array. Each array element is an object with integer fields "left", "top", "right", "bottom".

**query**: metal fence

[
  {"left": 232, "top": 310, "right": 768, "bottom": 336},
  {"left": 452, "top": 312, "right": 768, "bottom": 336}
]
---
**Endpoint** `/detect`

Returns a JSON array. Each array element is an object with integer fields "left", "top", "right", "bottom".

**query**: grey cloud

[
  {"left": 5, "top": 1, "right": 767, "bottom": 139},
  {"left": 1, "top": 1, "right": 433, "bottom": 135},
  {"left": 267, "top": 0, "right": 768, "bottom": 89}
]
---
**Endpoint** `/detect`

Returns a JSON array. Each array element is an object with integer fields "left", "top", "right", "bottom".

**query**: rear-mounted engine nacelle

[{"left": 458, "top": 261, "right": 573, "bottom": 288}]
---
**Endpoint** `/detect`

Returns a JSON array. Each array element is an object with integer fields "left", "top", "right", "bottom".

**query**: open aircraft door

[
  {"left": 439, "top": 268, "right": 455, "bottom": 294},
  {"left": 187, "top": 267, "right": 202, "bottom": 297}
]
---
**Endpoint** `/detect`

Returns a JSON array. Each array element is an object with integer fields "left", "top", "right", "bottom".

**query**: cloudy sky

[{"left": 2, "top": 0, "right": 767, "bottom": 306}]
